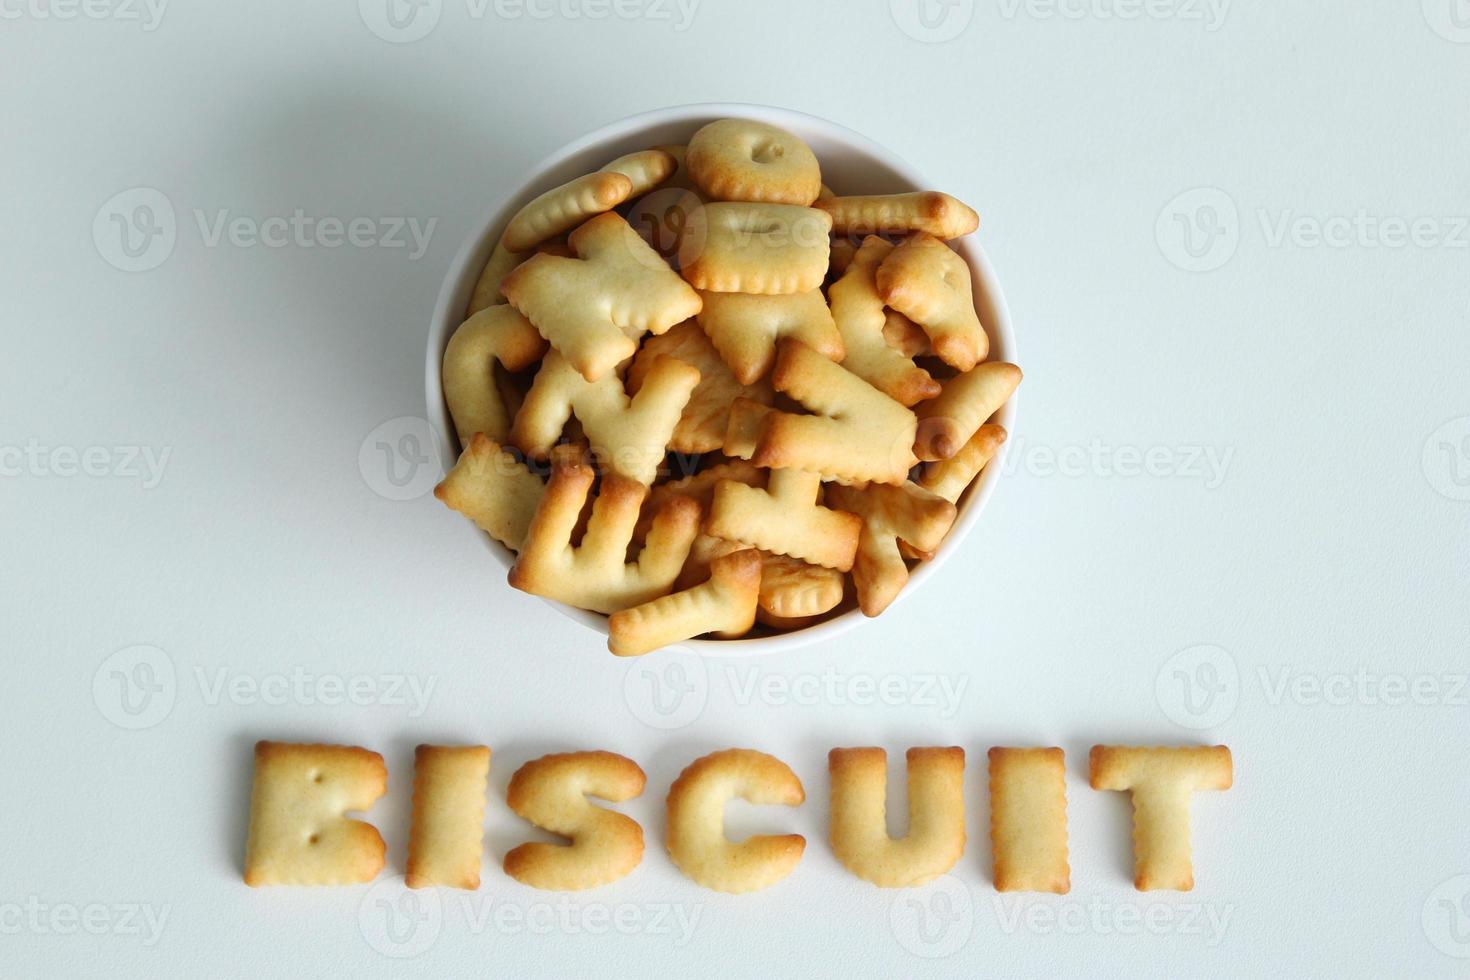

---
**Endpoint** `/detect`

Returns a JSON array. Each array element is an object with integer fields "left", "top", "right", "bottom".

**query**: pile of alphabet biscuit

[{"left": 436, "top": 118, "right": 1022, "bottom": 655}]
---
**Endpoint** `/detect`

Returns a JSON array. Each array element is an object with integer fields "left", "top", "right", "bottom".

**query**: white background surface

[{"left": 2, "top": 1, "right": 1468, "bottom": 977}]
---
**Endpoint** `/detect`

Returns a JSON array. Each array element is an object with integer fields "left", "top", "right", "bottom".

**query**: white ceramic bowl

[{"left": 426, "top": 103, "right": 1018, "bottom": 656}]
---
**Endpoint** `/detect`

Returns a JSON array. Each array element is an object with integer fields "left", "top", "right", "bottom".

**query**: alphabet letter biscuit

[
  {"left": 434, "top": 433, "right": 547, "bottom": 553},
  {"left": 504, "top": 751, "right": 646, "bottom": 891},
  {"left": 509, "top": 449, "right": 700, "bottom": 614},
  {"left": 244, "top": 742, "right": 387, "bottom": 886},
  {"left": 666, "top": 748, "right": 806, "bottom": 893},
  {"left": 914, "top": 362, "right": 1022, "bottom": 462},
  {"left": 753, "top": 339, "right": 919, "bottom": 485},
  {"left": 696, "top": 288, "right": 843, "bottom": 385},
  {"left": 502, "top": 171, "right": 634, "bottom": 253},
  {"left": 666, "top": 532, "right": 845, "bottom": 627},
  {"left": 686, "top": 119, "right": 822, "bottom": 206},
  {"left": 406, "top": 745, "right": 491, "bottom": 890},
  {"left": 608, "top": 549, "right": 762, "bottom": 656},
  {"left": 825, "top": 481, "right": 957, "bottom": 616},
  {"left": 877, "top": 232, "right": 987, "bottom": 371},
  {"left": 511, "top": 349, "right": 699, "bottom": 487},
  {"left": 817, "top": 192, "right": 979, "bottom": 241},
  {"left": 679, "top": 203, "right": 832, "bottom": 295},
  {"left": 1089, "top": 745, "right": 1233, "bottom": 891},
  {"left": 756, "top": 553, "right": 845, "bottom": 622},
  {"left": 599, "top": 148, "right": 677, "bottom": 196},
  {"left": 442, "top": 304, "right": 549, "bottom": 446},
  {"left": 829, "top": 747, "right": 966, "bottom": 888},
  {"left": 828, "top": 237, "right": 941, "bottom": 406},
  {"left": 502, "top": 212, "right": 702, "bottom": 382},
  {"left": 918, "top": 423, "right": 1008, "bottom": 504},
  {"left": 706, "top": 467, "right": 861, "bottom": 572},
  {"left": 988, "top": 747, "right": 1070, "bottom": 894}
]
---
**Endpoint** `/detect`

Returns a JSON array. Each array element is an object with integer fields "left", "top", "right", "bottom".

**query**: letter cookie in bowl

[{"left": 434, "top": 115, "right": 1020, "bottom": 654}]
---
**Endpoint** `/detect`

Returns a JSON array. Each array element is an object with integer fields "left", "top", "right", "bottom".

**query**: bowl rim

[{"left": 425, "top": 102, "right": 1018, "bottom": 657}]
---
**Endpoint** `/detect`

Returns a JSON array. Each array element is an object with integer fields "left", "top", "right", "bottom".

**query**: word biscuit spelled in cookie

[
  {"left": 240, "top": 737, "right": 1234, "bottom": 890},
  {"left": 829, "top": 747, "right": 966, "bottom": 888},
  {"left": 503, "top": 212, "right": 702, "bottom": 382},
  {"left": 825, "top": 481, "right": 957, "bottom": 616},
  {"left": 679, "top": 203, "right": 832, "bottom": 295},
  {"left": 877, "top": 232, "right": 987, "bottom": 371},
  {"left": 406, "top": 745, "right": 491, "bottom": 890},
  {"left": 244, "top": 742, "right": 387, "bottom": 886},
  {"left": 828, "top": 237, "right": 941, "bottom": 406},
  {"left": 666, "top": 748, "right": 806, "bottom": 894},
  {"left": 608, "top": 549, "right": 762, "bottom": 656},
  {"left": 512, "top": 349, "right": 699, "bottom": 486},
  {"left": 504, "top": 751, "right": 647, "bottom": 891},
  {"left": 686, "top": 119, "right": 822, "bottom": 206},
  {"left": 509, "top": 449, "right": 700, "bottom": 614},
  {"left": 1089, "top": 745, "right": 1233, "bottom": 892},
  {"left": 989, "top": 747, "right": 1070, "bottom": 894}
]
